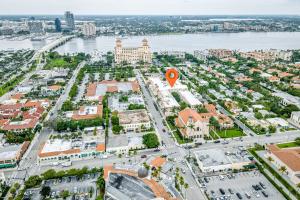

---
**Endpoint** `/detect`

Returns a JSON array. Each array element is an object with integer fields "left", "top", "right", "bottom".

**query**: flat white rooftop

[
  {"left": 148, "top": 77, "right": 187, "bottom": 92},
  {"left": 78, "top": 106, "right": 98, "bottom": 115},
  {"left": 41, "top": 140, "right": 72, "bottom": 154},
  {"left": 179, "top": 90, "right": 202, "bottom": 106},
  {"left": 0, "top": 144, "right": 22, "bottom": 160},
  {"left": 160, "top": 91, "right": 180, "bottom": 108}
]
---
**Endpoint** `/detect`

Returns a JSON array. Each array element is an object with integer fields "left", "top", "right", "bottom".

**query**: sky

[{"left": 0, "top": 0, "right": 300, "bottom": 15}]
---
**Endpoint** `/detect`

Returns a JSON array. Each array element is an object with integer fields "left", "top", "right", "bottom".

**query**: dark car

[
  {"left": 219, "top": 188, "right": 225, "bottom": 195},
  {"left": 214, "top": 140, "right": 221, "bottom": 143},
  {"left": 204, "top": 177, "right": 209, "bottom": 183},
  {"left": 256, "top": 185, "right": 262, "bottom": 190},
  {"left": 236, "top": 192, "right": 243, "bottom": 199},
  {"left": 262, "top": 191, "right": 268, "bottom": 197},
  {"left": 228, "top": 188, "right": 234, "bottom": 194},
  {"left": 141, "top": 155, "right": 147, "bottom": 158},
  {"left": 259, "top": 182, "right": 266, "bottom": 189}
]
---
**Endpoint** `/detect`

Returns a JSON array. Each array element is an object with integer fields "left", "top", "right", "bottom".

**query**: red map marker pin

[{"left": 166, "top": 68, "right": 179, "bottom": 87}]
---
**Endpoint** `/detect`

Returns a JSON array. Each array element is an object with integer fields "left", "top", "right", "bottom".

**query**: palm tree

[
  {"left": 184, "top": 183, "right": 189, "bottom": 199},
  {"left": 179, "top": 176, "right": 184, "bottom": 192},
  {"left": 157, "top": 166, "right": 162, "bottom": 180},
  {"left": 267, "top": 156, "right": 274, "bottom": 162},
  {"left": 297, "top": 183, "right": 300, "bottom": 193},
  {"left": 279, "top": 166, "right": 287, "bottom": 175}
]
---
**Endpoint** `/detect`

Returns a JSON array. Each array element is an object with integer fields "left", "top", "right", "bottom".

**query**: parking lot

[
  {"left": 199, "top": 170, "right": 285, "bottom": 200},
  {"left": 25, "top": 173, "right": 99, "bottom": 200}
]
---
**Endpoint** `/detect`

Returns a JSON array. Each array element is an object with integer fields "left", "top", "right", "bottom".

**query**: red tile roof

[
  {"left": 267, "top": 144, "right": 300, "bottom": 172},
  {"left": 2, "top": 118, "right": 39, "bottom": 131},
  {"left": 151, "top": 157, "right": 166, "bottom": 168}
]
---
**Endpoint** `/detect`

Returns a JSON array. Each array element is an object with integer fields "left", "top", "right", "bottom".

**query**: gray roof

[{"left": 106, "top": 173, "right": 156, "bottom": 200}]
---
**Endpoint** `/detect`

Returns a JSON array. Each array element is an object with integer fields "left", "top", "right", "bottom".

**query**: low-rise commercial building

[
  {"left": 106, "top": 135, "right": 144, "bottom": 155},
  {"left": 104, "top": 165, "right": 177, "bottom": 200},
  {"left": 70, "top": 105, "right": 103, "bottom": 120},
  {"left": 37, "top": 136, "right": 105, "bottom": 166},
  {"left": 194, "top": 148, "right": 252, "bottom": 173},
  {"left": 0, "top": 141, "right": 30, "bottom": 169},
  {"left": 118, "top": 109, "right": 151, "bottom": 132},
  {"left": 178, "top": 90, "right": 202, "bottom": 108}
]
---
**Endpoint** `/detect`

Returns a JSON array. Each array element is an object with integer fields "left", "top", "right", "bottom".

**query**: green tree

[
  {"left": 10, "top": 188, "right": 16, "bottom": 196},
  {"left": 209, "top": 117, "right": 220, "bottom": 130},
  {"left": 24, "top": 175, "right": 42, "bottom": 189},
  {"left": 268, "top": 126, "right": 276, "bottom": 133},
  {"left": 142, "top": 133, "right": 159, "bottom": 148},
  {"left": 255, "top": 112, "right": 263, "bottom": 120},
  {"left": 40, "top": 186, "right": 51, "bottom": 198},
  {"left": 61, "top": 100, "right": 74, "bottom": 111},
  {"left": 42, "top": 169, "right": 57, "bottom": 180},
  {"left": 60, "top": 190, "right": 70, "bottom": 199}
]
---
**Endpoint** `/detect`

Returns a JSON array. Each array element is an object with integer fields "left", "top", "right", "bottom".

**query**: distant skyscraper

[
  {"left": 82, "top": 22, "right": 96, "bottom": 36},
  {"left": 54, "top": 18, "right": 62, "bottom": 32},
  {"left": 64, "top": 11, "right": 75, "bottom": 30}
]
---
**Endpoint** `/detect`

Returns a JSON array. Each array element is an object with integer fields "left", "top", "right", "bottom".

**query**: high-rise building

[
  {"left": 54, "top": 18, "right": 62, "bottom": 32},
  {"left": 114, "top": 38, "right": 152, "bottom": 64},
  {"left": 64, "top": 11, "right": 75, "bottom": 30},
  {"left": 82, "top": 22, "right": 96, "bottom": 36},
  {"left": 27, "top": 21, "right": 45, "bottom": 34}
]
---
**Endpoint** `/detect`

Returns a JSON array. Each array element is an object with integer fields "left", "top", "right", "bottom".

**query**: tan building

[
  {"left": 114, "top": 38, "right": 152, "bottom": 64},
  {"left": 266, "top": 145, "right": 300, "bottom": 185},
  {"left": 118, "top": 109, "right": 151, "bottom": 132},
  {"left": 175, "top": 108, "right": 209, "bottom": 139}
]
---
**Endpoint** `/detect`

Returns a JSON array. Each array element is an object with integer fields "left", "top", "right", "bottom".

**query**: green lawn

[
  {"left": 209, "top": 131, "right": 219, "bottom": 140},
  {"left": 277, "top": 142, "right": 300, "bottom": 149},
  {"left": 216, "top": 129, "right": 245, "bottom": 138},
  {"left": 173, "top": 130, "right": 192, "bottom": 144}
]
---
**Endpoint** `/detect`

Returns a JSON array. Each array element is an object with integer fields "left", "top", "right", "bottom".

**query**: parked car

[
  {"left": 262, "top": 191, "right": 268, "bottom": 197},
  {"left": 219, "top": 188, "right": 225, "bottom": 195},
  {"left": 259, "top": 182, "right": 266, "bottom": 189},
  {"left": 236, "top": 192, "right": 243, "bottom": 199}
]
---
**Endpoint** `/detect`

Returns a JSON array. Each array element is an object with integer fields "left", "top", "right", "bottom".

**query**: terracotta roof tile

[
  {"left": 267, "top": 144, "right": 300, "bottom": 171},
  {"left": 96, "top": 144, "right": 105, "bottom": 152},
  {"left": 150, "top": 157, "right": 166, "bottom": 168}
]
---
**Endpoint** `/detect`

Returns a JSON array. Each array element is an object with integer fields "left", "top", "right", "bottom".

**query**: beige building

[
  {"left": 118, "top": 109, "right": 151, "bottom": 132},
  {"left": 266, "top": 145, "right": 300, "bottom": 184},
  {"left": 175, "top": 108, "right": 209, "bottom": 139},
  {"left": 114, "top": 38, "right": 152, "bottom": 64}
]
